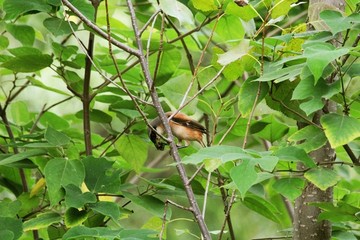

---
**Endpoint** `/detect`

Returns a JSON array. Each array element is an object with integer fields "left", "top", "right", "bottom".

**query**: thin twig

[
  {"left": 170, "top": 66, "right": 225, "bottom": 120},
  {"left": 165, "top": 16, "right": 195, "bottom": 74},
  {"left": 342, "top": 144, "right": 360, "bottom": 166},
  {"left": 176, "top": 12, "right": 222, "bottom": 114},
  {"left": 139, "top": 9, "right": 162, "bottom": 35},
  {"left": 187, "top": 163, "right": 205, "bottom": 185},
  {"left": 29, "top": 96, "right": 74, "bottom": 134},
  {"left": 149, "top": 12, "right": 164, "bottom": 89},
  {"left": 0, "top": 106, "right": 28, "bottom": 192},
  {"left": 99, "top": 119, "right": 136, "bottom": 157},
  {"left": 202, "top": 172, "right": 212, "bottom": 219},
  {"left": 218, "top": 112, "right": 242, "bottom": 145},
  {"left": 168, "top": 13, "right": 224, "bottom": 44},
  {"left": 216, "top": 169, "right": 235, "bottom": 240},
  {"left": 103, "top": 0, "right": 155, "bottom": 135},
  {"left": 61, "top": 0, "right": 140, "bottom": 57},
  {"left": 5, "top": 80, "right": 30, "bottom": 109},
  {"left": 160, "top": 199, "right": 193, "bottom": 239}
]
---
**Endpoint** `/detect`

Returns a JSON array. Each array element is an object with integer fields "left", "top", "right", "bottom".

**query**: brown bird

[{"left": 148, "top": 112, "right": 207, "bottom": 150}]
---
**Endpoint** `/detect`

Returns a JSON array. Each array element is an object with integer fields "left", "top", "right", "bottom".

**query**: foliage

[{"left": 0, "top": 0, "right": 359, "bottom": 239}]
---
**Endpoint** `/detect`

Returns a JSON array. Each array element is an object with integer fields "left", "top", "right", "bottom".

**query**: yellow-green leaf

[{"left": 321, "top": 113, "right": 360, "bottom": 148}]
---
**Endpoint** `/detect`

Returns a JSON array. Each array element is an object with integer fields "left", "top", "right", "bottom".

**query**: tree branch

[
  {"left": 124, "top": 0, "right": 211, "bottom": 238},
  {"left": 61, "top": 0, "right": 140, "bottom": 57}
]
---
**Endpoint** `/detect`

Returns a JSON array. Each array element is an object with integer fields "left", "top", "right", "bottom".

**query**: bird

[{"left": 148, "top": 111, "right": 207, "bottom": 150}]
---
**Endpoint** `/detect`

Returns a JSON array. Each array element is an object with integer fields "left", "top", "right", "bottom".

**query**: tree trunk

[
  {"left": 293, "top": 139, "right": 335, "bottom": 240},
  {"left": 293, "top": 1, "right": 345, "bottom": 239}
]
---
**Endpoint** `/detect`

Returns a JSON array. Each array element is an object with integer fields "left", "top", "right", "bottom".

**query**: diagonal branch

[
  {"left": 61, "top": 0, "right": 140, "bottom": 57},
  {"left": 125, "top": 0, "right": 211, "bottom": 238}
]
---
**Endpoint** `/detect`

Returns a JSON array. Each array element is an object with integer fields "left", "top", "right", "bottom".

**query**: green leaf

[
  {"left": 45, "top": 127, "right": 71, "bottom": 146},
  {"left": 0, "top": 199, "right": 21, "bottom": 218},
  {"left": 28, "top": 76, "right": 71, "bottom": 96},
  {"left": 149, "top": 49, "right": 181, "bottom": 86},
  {"left": 304, "top": 167, "right": 340, "bottom": 191},
  {"left": 256, "top": 63, "right": 304, "bottom": 83},
  {"left": 62, "top": 226, "right": 121, "bottom": 240},
  {"left": 253, "top": 154, "right": 279, "bottom": 172},
  {"left": 271, "top": 0, "right": 297, "bottom": 19},
  {"left": 217, "top": 40, "right": 252, "bottom": 66},
  {"left": 303, "top": 42, "right": 348, "bottom": 83},
  {"left": 272, "top": 178, "right": 305, "bottom": 201},
  {"left": 8, "top": 47, "right": 42, "bottom": 56},
  {"left": 123, "top": 192, "right": 171, "bottom": 220},
  {"left": 204, "top": 158, "right": 222, "bottom": 172},
  {"left": 225, "top": 2, "right": 258, "bottom": 21},
  {"left": 238, "top": 77, "right": 269, "bottom": 116},
  {"left": 44, "top": 158, "right": 85, "bottom": 205},
  {"left": 142, "top": 217, "right": 165, "bottom": 238},
  {"left": 215, "top": 15, "right": 245, "bottom": 42},
  {"left": 1, "top": 54, "right": 52, "bottom": 72},
  {"left": 343, "top": 192, "right": 360, "bottom": 208},
  {"left": 52, "top": 42, "right": 78, "bottom": 60},
  {"left": 70, "top": 0, "right": 95, "bottom": 21},
  {"left": 265, "top": 80, "right": 309, "bottom": 121},
  {"left": 288, "top": 125, "right": 327, "bottom": 152},
  {"left": 321, "top": 113, "right": 360, "bottom": 148},
  {"left": 0, "top": 230, "right": 13, "bottom": 240},
  {"left": 315, "top": 202, "right": 359, "bottom": 222},
  {"left": 17, "top": 193, "right": 40, "bottom": 217},
  {"left": 0, "top": 36, "right": 9, "bottom": 51},
  {"left": 251, "top": 115, "right": 289, "bottom": 142},
  {"left": 75, "top": 109, "right": 112, "bottom": 123},
  {"left": 320, "top": 10, "right": 360, "bottom": 35},
  {"left": 140, "top": 178, "right": 176, "bottom": 191},
  {"left": 0, "top": 217, "right": 23, "bottom": 240},
  {"left": 47, "top": 0, "right": 62, "bottom": 6},
  {"left": 64, "top": 208, "right": 88, "bottom": 227},
  {"left": 83, "top": 156, "right": 121, "bottom": 193},
  {"left": 159, "top": 0, "right": 194, "bottom": 26},
  {"left": 292, "top": 73, "right": 341, "bottom": 115},
  {"left": 88, "top": 202, "right": 120, "bottom": 221},
  {"left": 43, "top": 17, "right": 78, "bottom": 36},
  {"left": 332, "top": 231, "right": 358, "bottom": 240},
  {"left": 64, "top": 184, "right": 97, "bottom": 208},
  {"left": 63, "top": 226, "right": 158, "bottom": 240},
  {"left": 6, "top": 24, "right": 35, "bottom": 46},
  {"left": 3, "top": 0, "right": 52, "bottom": 20},
  {"left": 212, "top": 47, "right": 256, "bottom": 81},
  {"left": 159, "top": 73, "right": 198, "bottom": 111},
  {"left": 110, "top": 103, "right": 142, "bottom": 119},
  {"left": 0, "top": 149, "right": 46, "bottom": 166},
  {"left": 243, "top": 194, "right": 281, "bottom": 223},
  {"left": 115, "top": 135, "right": 148, "bottom": 173},
  {"left": 119, "top": 229, "right": 158, "bottom": 240},
  {"left": 182, "top": 145, "right": 250, "bottom": 165},
  {"left": 230, "top": 159, "right": 257, "bottom": 198},
  {"left": 9, "top": 101, "right": 32, "bottom": 125},
  {"left": 39, "top": 112, "right": 70, "bottom": 130},
  {"left": 23, "top": 212, "right": 62, "bottom": 231},
  {"left": 273, "top": 146, "right": 316, "bottom": 168},
  {"left": 191, "top": 0, "right": 217, "bottom": 11}
]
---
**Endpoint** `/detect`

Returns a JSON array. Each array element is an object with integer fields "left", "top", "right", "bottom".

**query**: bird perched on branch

[{"left": 148, "top": 112, "right": 207, "bottom": 150}]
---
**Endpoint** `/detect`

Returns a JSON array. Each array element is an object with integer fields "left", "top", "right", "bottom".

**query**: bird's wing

[{"left": 171, "top": 116, "right": 207, "bottom": 134}]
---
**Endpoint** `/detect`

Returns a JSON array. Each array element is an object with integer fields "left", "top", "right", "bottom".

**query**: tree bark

[
  {"left": 293, "top": 1, "right": 345, "bottom": 239},
  {"left": 293, "top": 140, "right": 335, "bottom": 240}
]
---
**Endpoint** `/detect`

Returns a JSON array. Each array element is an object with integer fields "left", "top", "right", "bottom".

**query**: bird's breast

[{"left": 171, "top": 123, "right": 203, "bottom": 141}]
